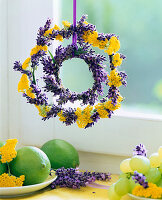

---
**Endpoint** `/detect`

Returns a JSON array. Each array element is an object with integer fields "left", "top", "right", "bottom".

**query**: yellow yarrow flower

[
  {"left": 57, "top": 111, "right": 66, "bottom": 122},
  {"left": 84, "top": 21, "right": 89, "bottom": 25},
  {"left": 56, "top": 34, "right": 63, "bottom": 42},
  {"left": 104, "top": 100, "right": 121, "bottom": 111},
  {"left": 82, "top": 30, "right": 91, "bottom": 43},
  {"left": 30, "top": 45, "right": 48, "bottom": 56},
  {"left": 44, "top": 24, "right": 61, "bottom": 37},
  {"left": 22, "top": 57, "right": 31, "bottom": 70},
  {"left": 35, "top": 105, "right": 51, "bottom": 118},
  {"left": 88, "top": 31, "right": 98, "bottom": 46},
  {"left": 0, "top": 173, "right": 25, "bottom": 187},
  {"left": 132, "top": 183, "right": 162, "bottom": 199},
  {"left": 82, "top": 30, "right": 109, "bottom": 49},
  {"left": 44, "top": 28, "right": 54, "bottom": 36},
  {"left": 0, "top": 139, "right": 18, "bottom": 163},
  {"left": 75, "top": 105, "right": 93, "bottom": 128},
  {"left": 105, "top": 36, "right": 120, "bottom": 55},
  {"left": 95, "top": 103, "right": 109, "bottom": 118},
  {"left": 62, "top": 21, "right": 71, "bottom": 28},
  {"left": 26, "top": 87, "right": 35, "bottom": 99},
  {"left": 98, "top": 39, "right": 108, "bottom": 50},
  {"left": 54, "top": 25, "right": 60, "bottom": 30},
  {"left": 117, "top": 94, "right": 123, "bottom": 103},
  {"left": 82, "top": 31, "right": 100, "bottom": 47},
  {"left": 112, "top": 53, "right": 122, "bottom": 67},
  {"left": 52, "top": 25, "right": 63, "bottom": 41},
  {"left": 107, "top": 69, "right": 122, "bottom": 87},
  {"left": 18, "top": 74, "right": 30, "bottom": 93}
]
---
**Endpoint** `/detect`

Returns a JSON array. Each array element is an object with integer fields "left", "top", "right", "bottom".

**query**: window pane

[{"left": 60, "top": 0, "right": 162, "bottom": 114}]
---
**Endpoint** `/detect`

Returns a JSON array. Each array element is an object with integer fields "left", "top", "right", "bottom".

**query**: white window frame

[{"left": 0, "top": 0, "right": 162, "bottom": 173}]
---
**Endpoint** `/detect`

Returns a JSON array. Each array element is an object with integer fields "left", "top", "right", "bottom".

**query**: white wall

[{"left": 0, "top": 0, "right": 9, "bottom": 140}]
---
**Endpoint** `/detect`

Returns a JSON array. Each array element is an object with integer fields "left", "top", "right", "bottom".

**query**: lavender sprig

[
  {"left": 133, "top": 144, "right": 147, "bottom": 157},
  {"left": 50, "top": 167, "right": 111, "bottom": 189},
  {"left": 132, "top": 171, "right": 148, "bottom": 189}
]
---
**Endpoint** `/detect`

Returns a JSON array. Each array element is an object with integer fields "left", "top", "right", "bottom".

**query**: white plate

[
  {"left": 0, "top": 171, "right": 57, "bottom": 198},
  {"left": 128, "top": 193, "right": 158, "bottom": 200}
]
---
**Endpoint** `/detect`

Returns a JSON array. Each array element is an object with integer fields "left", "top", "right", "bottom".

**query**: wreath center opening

[{"left": 60, "top": 58, "right": 94, "bottom": 93}]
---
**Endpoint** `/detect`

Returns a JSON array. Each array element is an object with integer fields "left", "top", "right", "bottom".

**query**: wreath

[{"left": 13, "top": 15, "right": 127, "bottom": 129}]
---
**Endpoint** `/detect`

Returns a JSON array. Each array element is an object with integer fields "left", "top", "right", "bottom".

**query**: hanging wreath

[{"left": 13, "top": 15, "right": 127, "bottom": 129}]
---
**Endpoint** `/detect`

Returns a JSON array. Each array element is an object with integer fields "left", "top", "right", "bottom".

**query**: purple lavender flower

[
  {"left": 119, "top": 71, "right": 127, "bottom": 87},
  {"left": 42, "top": 44, "right": 107, "bottom": 106},
  {"left": 36, "top": 18, "right": 52, "bottom": 46},
  {"left": 43, "top": 105, "right": 62, "bottom": 120},
  {"left": 13, "top": 61, "right": 32, "bottom": 77},
  {"left": 59, "top": 108, "right": 77, "bottom": 126},
  {"left": 85, "top": 112, "right": 100, "bottom": 128},
  {"left": 31, "top": 50, "right": 46, "bottom": 68},
  {"left": 133, "top": 144, "right": 147, "bottom": 157},
  {"left": 107, "top": 86, "right": 120, "bottom": 106},
  {"left": 50, "top": 167, "right": 111, "bottom": 189},
  {"left": 23, "top": 83, "right": 48, "bottom": 106},
  {"left": 132, "top": 171, "right": 148, "bottom": 188}
]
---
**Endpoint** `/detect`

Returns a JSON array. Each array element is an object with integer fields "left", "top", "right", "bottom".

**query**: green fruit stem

[{"left": 7, "top": 162, "right": 11, "bottom": 176}]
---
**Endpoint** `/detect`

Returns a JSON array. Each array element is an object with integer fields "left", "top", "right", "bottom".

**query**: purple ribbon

[{"left": 72, "top": 0, "right": 77, "bottom": 45}]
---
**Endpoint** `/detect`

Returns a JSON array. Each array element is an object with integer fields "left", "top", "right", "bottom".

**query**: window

[{"left": 0, "top": 0, "right": 162, "bottom": 163}]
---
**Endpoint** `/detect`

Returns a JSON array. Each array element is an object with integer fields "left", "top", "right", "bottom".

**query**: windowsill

[{"left": 115, "top": 109, "right": 162, "bottom": 122}]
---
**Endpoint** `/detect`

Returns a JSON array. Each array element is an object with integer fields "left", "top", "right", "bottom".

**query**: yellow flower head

[
  {"left": 104, "top": 100, "right": 121, "bottom": 111},
  {"left": 30, "top": 45, "right": 48, "bottom": 56},
  {"left": 0, "top": 173, "right": 25, "bottom": 187},
  {"left": 57, "top": 111, "right": 66, "bottom": 122},
  {"left": 112, "top": 53, "right": 122, "bottom": 67},
  {"left": 82, "top": 31, "right": 99, "bottom": 47},
  {"left": 18, "top": 74, "right": 30, "bottom": 93},
  {"left": 95, "top": 103, "right": 109, "bottom": 118},
  {"left": 75, "top": 105, "right": 93, "bottom": 128},
  {"left": 0, "top": 139, "right": 18, "bottom": 163},
  {"left": 22, "top": 57, "right": 31, "bottom": 70},
  {"left": 117, "top": 94, "right": 123, "bottom": 103},
  {"left": 98, "top": 39, "right": 108, "bottom": 50},
  {"left": 54, "top": 25, "right": 60, "bottom": 31},
  {"left": 84, "top": 21, "right": 89, "bottom": 25},
  {"left": 52, "top": 25, "right": 63, "bottom": 41},
  {"left": 26, "top": 87, "right": 35, "bottom": 99},
  {"left": 35, "top": 105, "right": 51, "bottom": 118},
  {"left": 132, "top": 183, "right": 162, "bottom": 199},
  {"left": 62, "top": 21, "right": 71, "bottom": 28},
  {"left": 44, "top": 28, "right": 54, "bottom": 36},
  {"left": 105, "top": 36, "right": 120, "bottom": 55},
  {"left": 107, "top": 69, "right": 122, "bottom": 87},
  {"left": 56, "top": 34, "right": 63, "bottom": 42}
]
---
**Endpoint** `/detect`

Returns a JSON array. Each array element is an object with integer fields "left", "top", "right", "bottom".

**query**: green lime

[
  {"left": 10, "top": 146, "right": 51, "bottom": 185},
  {"left": 41, "top": 139, "right": 79, "bottom": 169},
  {"left": 0, "top": 140, "right": 7, "bottom": 175}
]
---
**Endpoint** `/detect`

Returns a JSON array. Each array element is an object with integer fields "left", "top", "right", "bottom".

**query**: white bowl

[
  {"left": 0, "top": 171, "right": 57, "bottom": 198},
  {"left": 128, "top": 193, "right": 158, "bottom": 200}
]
